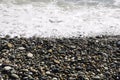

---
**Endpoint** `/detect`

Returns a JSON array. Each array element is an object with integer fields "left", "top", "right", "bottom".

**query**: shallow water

[{"left": 0, "top": 0, "right": 120, "bottom": 38}]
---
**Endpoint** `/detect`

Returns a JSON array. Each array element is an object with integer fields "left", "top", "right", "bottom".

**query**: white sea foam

[{"left": 0, "top": 0, "right": 120, "bottom": 38}]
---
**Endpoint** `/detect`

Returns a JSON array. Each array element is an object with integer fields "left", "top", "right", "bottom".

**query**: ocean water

[{"left": 0, "top": 0, "right": 120, "bottom": 38}]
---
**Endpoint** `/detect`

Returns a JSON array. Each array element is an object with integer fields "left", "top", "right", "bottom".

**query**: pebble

[
  {"left": 51, "top": 68, "right": 60, "bottom": 73},
  {"left": 46, "top": 71, "right": 51, "bottom": 75},
  {"left": 53, "top": 60, "right": 60, "bottom": 64},
  {"left": 52, "top": 77, "right": 58, "bottom": 80},
  {"left": 7, "top": 43, "right": 13, "bottom": 48},
  {"left": 116, "top": 41, "right": 120, "bottom": 47},
  {"left": 11, "top": 74, "right": 19, "bottom": 79},
  {"left": 104, "top": 67, "right": 108, "bottom": 70},
  {"left": 27, "top": 53, "right": 33, "bottom": 58},
  {"left": 48, "top": 49, "right": 53, "bottom": 53},
  {"left": 70, "top": 45, "right": 76, "bottom": 49},
  {"left": 30, "top": 67, "right": 37, "bottom": 73},
  {"left": 4, "top": 66, "right": 12, "bottom": 71},
  {"left": 18, "top": 47, "right": 25, "bottom": 50},
  {"left": 92, "top": 75, "right": 101, "bottom": 79}
]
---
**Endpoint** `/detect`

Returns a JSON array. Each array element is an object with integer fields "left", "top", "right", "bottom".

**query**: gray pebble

[{"left": 11, "top": 74, "right": 19, "bottom": 79}]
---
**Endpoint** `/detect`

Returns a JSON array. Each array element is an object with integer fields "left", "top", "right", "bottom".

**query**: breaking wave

[{"left": 0, "top": 0, "right": 120, "bottom": 38}]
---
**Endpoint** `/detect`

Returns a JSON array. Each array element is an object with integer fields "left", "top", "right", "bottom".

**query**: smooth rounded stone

[
  {"left": 30, "top": 68, "right": 37, "bottom": 73},
  {"left": 104, "top": 67, "right": 108, "bottom": 70},
  {"left": 53, "top": 60, "right": 60, "bottom": 64},
  {"left": 7, "top": 43, "right": 13, "bottom": 48},
  {"left": 9, "top": 55, "right": 15, "bottom": 60},
  {"left": 28, "top": 75, "right": 34, "bottom": 80},
  {"left": 18, "top": 47, "right": 25, "bottom": 50},
  {"left": 48, "top": 49, "right": 53, "bottom": 53},
  {"left": 4, "top": 66, "right": 12, "bottom": 71},
  {"left": 58, "top": 50, "right": 66, "bottom": 54},
  {"left": 22, "top": 69, "right": 29, "bottom": 72},
  {"left": 70, "top": 45, "right": 76, "bottom": 49},
  {"left": 116, "top": 41, "right": 120, "bottom": 47},
  {"left": 10, "top": 74, "right": 19, "bottom": 79},
  {"left": 92, "top": 75, "right": 101, "bottom": 80},
  {"left": 27, "top": 53, "right": 33, "bottom": 58},
  {"left": 78, "top": 72, "right": 85, "bottom": 75},
  {"left": 52, "top": 77, "right": 58, "bottom": 80},
  {"left": 46, "top": 71, "right": 51, "bottom": 75},
  {"left": 75, "top": 66, "right": 83, "bottom": 71},
  {"left": 0, "top": 63, "right": 2, "bottom": 66},
  {"left": 11, "top": 69, "right": 17, "bottom": 74}
]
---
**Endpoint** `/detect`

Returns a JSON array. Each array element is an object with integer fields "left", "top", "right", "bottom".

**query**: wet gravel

[{"left": 0, "top": 35, "right": 120, "bottom": 80}]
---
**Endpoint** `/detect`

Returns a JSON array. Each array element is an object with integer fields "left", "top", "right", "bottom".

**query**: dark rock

[
  {"left": 75, "top": 66, "right": 83, "bottom": 71},
  {"left": 116, "top": 41, "right": 120, "bottom": 47},
  {"left": 51, "top": 67, "right": 60, "bottom": 73},
  {"left": 77, "top": 76, "right": 85, "bottom": 80}
]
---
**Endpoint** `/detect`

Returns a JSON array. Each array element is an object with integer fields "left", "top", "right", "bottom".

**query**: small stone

[
  {"left": 51, "top": 68, "right": 59, "bottom": 73},
  {"left": 11, "top": 74, "right": 19, "bottom": 79},
  {"left": 104, "top": 67, "right": 108, "bottom": 70},
  {"left": 46, "top": 71, "right": 51, "bottom": 75},
  {"left": 22, "top": 69, "right": 29, "bottom": 72},
  {"left": 7, "top": 43, "right": 13, "bottom": 48},
  {"left": 75, "top": 66, "right": 83, "bottom": 70},
  {"left": 92, "top": 75, "right": 101, "bottom": 79},
  {"left": 58, "top": 50, "right": 66, "bottom": 54},
  {"left": 11, "top": 69, "right": 17, "bottom": 74},
  {"left": 27, "top": 53, "right": 33, "bottom": 58},
  {"left": 30, "top": 67, "right": 37, "bottom": 73},
  {"left": 116, "top": 41, "right": 120, "bottom": 47},
  {"left": 28, "top": 75, "right": 34, "bottom": 79},
  {"left": 48, "top": 49, "right": 53, "bottom": 53},
  {"left": 0, "top": 63, "right": 2, "bottom": 66},
  {"left": 52, "top": 77, "right": 58, "bottom": 80},
  {"left": 9, "top": 55, "right": 15, "bottom": 60},
  {"left": 70, "top": 45, "right": 76, "bottom": 49},
  {"left": 4, "top": 66, "right": 12, "bottom": 71},
  {"left": 18, "top": 47, "right": 25, "bottom": 50},
  {"left": 53, "top": 60, "right": 60, "bottom": 64}
]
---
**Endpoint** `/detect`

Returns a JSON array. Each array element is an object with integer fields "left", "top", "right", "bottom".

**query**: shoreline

[{"left": 0, "top": 35, "right": 119, "bottom": 80}]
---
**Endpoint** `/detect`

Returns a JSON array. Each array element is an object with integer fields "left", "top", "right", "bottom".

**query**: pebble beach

[{"left": 0, "top": 35, "right": 119, "bottom": 80}]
